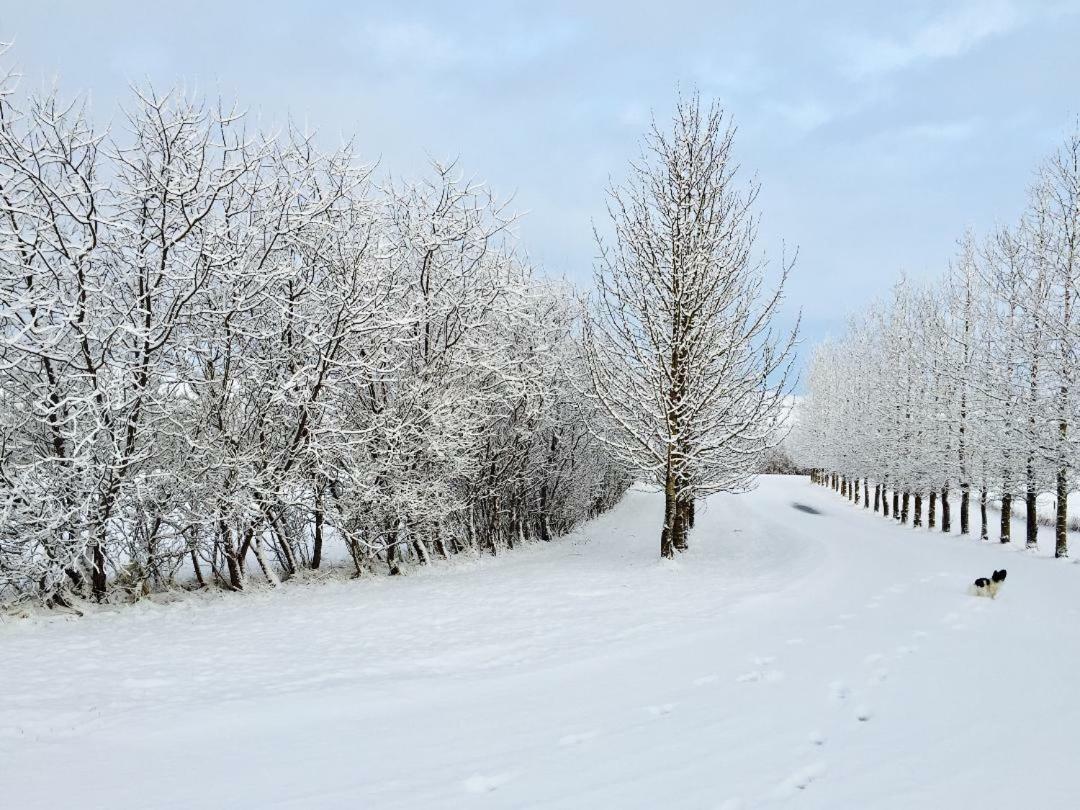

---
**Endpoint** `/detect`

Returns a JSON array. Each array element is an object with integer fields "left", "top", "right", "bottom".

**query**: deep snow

[{"left": 3, "top": 476, "right": 1079, "bottom": 809}]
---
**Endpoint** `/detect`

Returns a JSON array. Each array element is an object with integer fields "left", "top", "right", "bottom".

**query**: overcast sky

[{"left": 4, "top": 1, "right": 1080, "bottom": 381}]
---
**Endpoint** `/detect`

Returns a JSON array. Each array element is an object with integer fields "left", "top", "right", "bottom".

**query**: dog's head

[
  {"left": 974, "top": 577, "right": 990, "bottom": 588},
  {"left": 992, "top": 569, "right": 1007, "bottom": 583}
]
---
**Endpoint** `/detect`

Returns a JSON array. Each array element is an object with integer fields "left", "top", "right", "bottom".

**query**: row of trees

[
  {"left": 0, "top": 72, "right": 629, "bottom": 607},
  {"left": 791, "top": 129, "right": 1080, "bottom": 557}
]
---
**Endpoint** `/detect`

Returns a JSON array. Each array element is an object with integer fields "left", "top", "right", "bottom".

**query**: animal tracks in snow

[
  {"left": 645, "top": 703, "right": 676, "bottom": 717},
  {"left": 774, "top": 761, "right": 827, "bottom": 797},
  {"left": 558, "top": 730, "right": 599, "bottom": 747},
  {"left": 462, "top": 773, "right": 515, "bottom": 794}
]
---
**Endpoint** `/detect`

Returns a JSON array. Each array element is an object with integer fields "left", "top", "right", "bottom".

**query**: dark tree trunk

[
  {"left": 913, "top": 493, "right": 922, "bottom": 528},
  {"left": 979, "top": 488, "right": 988, "bottom": 541},
  {"left": 863, "top": 479, "right": 869, "bottom": 508},
  {"left": 941, "top": 485, "right": 951, "bottom": 533},
  {"left": 928, "top": 490, "right": 937, "bottom": 530},
  {"left": 1056, "top": 466, "right": 1069, "bottom": 558},
  {"left": 892, "top": 490, "right": 900, "bottom": 521},
  {"left": 959, "top": 484, "right": 970, "bottom": 535},
  {"left": 873, "top": 484, "right": 881, "bottom": 513},
  {"left": 311, "top": 483, "right": 324, "bottom": 570},
  {"left": 90, "top": 540, "right": 107, "bottom": 601},
  {"left": 1025, "top": 489, "right": 1038, "bottom": 550},
  {"left": 882, "top": 485, "right": 889, "bottom": 517},
  {"left": 673, "top": 495, "right": 689, "bottom": 552},
  {"left": 661, "top": 457, "right": 675, "bottom": 559},
  {"left": 190, "top": 548, "right": 205, "bottom": 588},
  {"left": 1000, "top": 493, "right": 1012, "bottom": 544}
]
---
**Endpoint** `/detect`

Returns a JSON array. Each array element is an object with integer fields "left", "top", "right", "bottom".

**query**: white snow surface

[{"left": 4, "top": 476, "right": 1080, "bottom": 809}]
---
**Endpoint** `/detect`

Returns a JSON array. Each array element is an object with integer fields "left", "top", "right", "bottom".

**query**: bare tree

[{"left": 583, "top": 92, "right": 797, "bottom": 558}]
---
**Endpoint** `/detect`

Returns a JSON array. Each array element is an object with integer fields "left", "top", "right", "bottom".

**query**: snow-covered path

[{"left": 3, "top": 476, "right": 1079, "bottom": 809}]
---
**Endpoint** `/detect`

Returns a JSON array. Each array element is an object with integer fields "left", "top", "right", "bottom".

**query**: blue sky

[{"left": 4, "top": 1, "right": 1080, "bottom": 381}]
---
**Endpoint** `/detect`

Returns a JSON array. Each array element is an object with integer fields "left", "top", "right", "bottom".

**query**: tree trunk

[
  {"left": 959, "top": 484, "right": 970, "bottom": 535},
  {"left": 873, "top": 484, "right": 881, "bottom": 513},
  {"left": 928, "top": 490, "right": 937, "bottom": 529},
  {"left": 901, "top": 491, "right": 910, "bottom": 524},
  {"left": 1056, "top": 467, "right": 1069, "bottom": 558},
  {"left": 311, "top": 482, "right": 324, "bottom": 569},
  {"left": 980, "top": 488, "right": 988, "bottom": 541},
  {"left": 913, "top": 493, "right": 922, "bottom": 528},
  {"left": 863, "top": 479, "right": 869, "bottom": 508},
  {"left": 1000, "top": 493, "right": 1012, "bottom": 544},
  {"left": 673, "top": 495, "right": 689, "bottom": 552},
  {"left": 220, "top": 520, "right": 243, "bottom": 591},
  {"left": 661, "top": 456, "right": 675, "bottom": 559},
  {"left": 892, "top": 490, "right": 900, "bottom": 521},
  {"left": 1025, "top": 488, "right": 1038, "bottom": 550},
  {"left": 90, "top": 539, "right": 107, "bottom": 601},
  {"left": 882, "top": 485, "right": 889, "bottom": 517},
  {"left": 941, "top": 485, "right": 951, "bottom": 533}
]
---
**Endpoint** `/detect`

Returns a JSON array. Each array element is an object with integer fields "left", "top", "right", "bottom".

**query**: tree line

[
  {"left": 0, "top": 69, "right": 630, "bottom": 607},
  {"left": 791, "top": 128, "right": 1080, "bottom": 557},
  {"left": 0, "top": 56, "right": 796, "bottom": 608}
]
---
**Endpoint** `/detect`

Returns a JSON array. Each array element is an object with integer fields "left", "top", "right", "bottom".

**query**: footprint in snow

[
  {"left": 863, "top": 652, "right": 885, "bottom": 666},
  {"left": 774, "top": 761, "right": 827, "bottom": 797},
  {"left": 558, "top": 730, "right": 599, "bottom": 747},
  {"left": 827, "top": 623, "right": 847, "bottom": 631},
  {"left": 693, "top": 674, "right": 720, "bottom": 687},
  {"left": 463, "top": 773, "right": 514, "bottom": 794},
  {"left": 855, "top": 705, "right": 874, "bottom": 722},
  {"left": 808, "top": 730, "right": 826, "bottom": 746},
  {"left": 829, "top": 680, "right": 850, "bottom": 702},
  {"left": 736, "top": 669, "right": 784, "bottom": 684},
  {"left": 868, "top": 667, "right": 890, "bottom": 685},
  {"left": 895, "top": 644, "right": 918, "bottom": 656},
  {"left": 645, "top": 703, "right": 676, "bottom": 717}
]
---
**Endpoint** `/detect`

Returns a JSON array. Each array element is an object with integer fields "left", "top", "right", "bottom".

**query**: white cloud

[{"left": 842, "top": 1, "right": 1023, "bottom": 78}]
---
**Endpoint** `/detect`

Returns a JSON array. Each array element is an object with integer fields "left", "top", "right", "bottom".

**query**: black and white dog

[{"left": 969, "top": 569, "right": 1007, "bottom": 599}]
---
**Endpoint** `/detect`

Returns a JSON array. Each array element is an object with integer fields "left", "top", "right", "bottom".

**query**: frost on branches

[
  {"left": 583, "top": 94, "right": 798, "bottom": 558},
  {"left": 0, "top": 67, "right": 629, "bottom": 607}
]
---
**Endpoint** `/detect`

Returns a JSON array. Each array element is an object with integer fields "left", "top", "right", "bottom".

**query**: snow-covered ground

[{"left": 4, "top": 475, "right": 1079, "bottom": 809}]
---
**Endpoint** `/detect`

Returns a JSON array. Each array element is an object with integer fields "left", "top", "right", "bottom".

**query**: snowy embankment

[{"left": 3, "top": 476, "right": 1079, "bottom": 809}]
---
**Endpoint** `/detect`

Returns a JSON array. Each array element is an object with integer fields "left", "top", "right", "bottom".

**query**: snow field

[{"left": 3, "top": 475, "right": 1079, "bottom": 808}]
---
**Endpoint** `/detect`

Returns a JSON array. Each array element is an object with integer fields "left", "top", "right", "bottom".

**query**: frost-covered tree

[
  {"left": 583, "top": 92, "right": 797, "bottom": 558},
  {"left": 0, "top": 65, "right": 630, "bottom": 607}
]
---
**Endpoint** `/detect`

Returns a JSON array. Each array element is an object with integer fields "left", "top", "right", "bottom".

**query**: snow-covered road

[{"left": 3, "top": 475, "right": 1079, "bottom": 809}]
